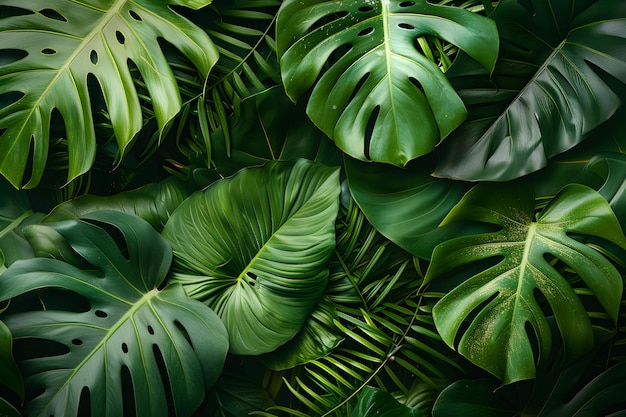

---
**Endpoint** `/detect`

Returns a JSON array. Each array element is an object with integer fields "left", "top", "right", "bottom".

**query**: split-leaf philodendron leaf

[
  {"left": 163, "top": 159, "right": 340, "bottom": 355},
  {"left": 435, "top": 0, "right": 626, "bottom": 181},
  {"left": 0, "top": 0, "right": 218, "bottom": 189},
  {"left": 425, "top": 183, "right": 626, "bottom": 384},
  {"left": 0, "top": 211, "right": 229, "bottom": 417},
  {"left": 276, "top": 0, "right": 498, "bottom": 166}
]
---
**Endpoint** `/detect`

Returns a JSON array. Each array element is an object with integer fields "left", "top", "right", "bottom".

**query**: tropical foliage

[{"left": 1, "top": 0, "right": 626, "bottom": 416}]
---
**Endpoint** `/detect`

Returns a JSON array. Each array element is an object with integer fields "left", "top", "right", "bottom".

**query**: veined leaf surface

[
  {"left": 163, "top": 159, "right": 340, "bottom": 355},
  {"left": 276, "top": 0, "right": 498, "bottom": 166},
  {"left": 0, "top": 0, "right": 218, "bottom": 188},
  {"left": 435, "top": 0, "right": 626, "bottom": 181},
  {"left": 425, "top": 184, "right": 626, "bottom": 384},
  {"left": 0, "top": 211, "right": 229, "bottom": 417}
]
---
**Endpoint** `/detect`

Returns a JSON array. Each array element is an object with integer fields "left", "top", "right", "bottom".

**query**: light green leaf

[
  {"left": 435, "top": 0, "right": 626, "bottom": 181},
  {"left": 351, "top": 386, "right": 425, "bottom": 417},
  {"left": 0, "top": 211, "right": 229, "bottom": 417},
  {"left": 276, "top": 0, "right": 498, "bottom": 166},
  {"left": 0, "top": 0, "right": 218, "bottom": 188},
  {"left": 163, "top": 159, "right": 340, "bottom": 355},
  {"left": 425, "top": 184, "right": 626, "bottom": 384}
]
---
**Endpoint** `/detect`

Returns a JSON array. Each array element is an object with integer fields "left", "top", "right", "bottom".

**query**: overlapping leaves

[
  {"left": 436, "top": 0, "right": 626, "bottom": 181},
  {"left": 163, "top": 159, "right": 340, "bottom": 355},
  {"left": 0, "top": 211, "right": 229, "bottom": 417},
  {"left": 0, "top": 0, "right": 218, "bottom": 188},
  {"left": 425, "top": 183, "right": 626, "bottom": 384},
  {"left": 276, "top": 0, "right": 498, "bottom": 166}
]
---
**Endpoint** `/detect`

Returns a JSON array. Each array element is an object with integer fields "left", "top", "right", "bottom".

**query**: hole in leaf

[
  {"left": 116, "top": 31, "right": 125, "bottom": 44},
  {"left": 0, "top": 5, "right": 33, "bottom": 18},
  {"left": 364, "top": 106, "right": 380, "bottom": 160},
  {"left": 37, "top": 288, "right": 91, "bottom": 313},
  {"left": 128, "top": 10, "right": 142, "bottom": 21},
  {"left": 90, "top": 50, "right": 98, "bottom": 65},
  {"left": 39, "top": 8, "right": 67, "bottom": 22},
  {"left": 122, "top": 343, "right": 129, "bottom": 353},
  {"left": 147, "top": 325, "right": 154, "bottom": 335},
  {"left": 41, "top": 48, "right": 57, "bottom": 55},
  {"left": 77, "top": 387, "right": 91, "bottom": 417},
  {"left": 349, "top": 72, "right": 370, "bottom": 102},
  {"left": 175, "top": 320, "right": 192, "bottom": 345},
  {"left": 153, "top": 345, "right": 175, "bottom": 414},
  {"left": 82, "top": 218, "right": 131, "bottom": 261},
  {"left": 358, "top": 27, "right": 374, "bottom": 37},
  {"left": 0, "top": 49, "right": 28, "bottom": 66},
  {"left": 358, "top": 6, "right": 374, "bottom": 12},
  {"left": 13, "top": 337, "right": 70, "bottom": 361},
  {"left": 121, "top": 366, "right": 136, "bottom": 417},
  {"left": 72, "top": 339, "right": 83, "bottom": 346},
  {"left": 399, "top": 1, "right": 415, "bottom": 6},
  {"left": 307, "top": 11, "right": 349, "bottom": 34},
  {"left": 398, "top": 23, "right": 414, "bottom": 30},
  {"left": 453, "top": 291, "right": 499, "bottom": 348},
  {"left": 95, "top": 310, "right": 108, "bottom": 318},
  {"left": 0, "top": 91, "right": 25, "bottom": 111}
]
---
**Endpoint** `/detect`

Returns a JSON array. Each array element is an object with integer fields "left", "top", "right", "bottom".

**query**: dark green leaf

[
  {"left": 276, "top": 0, "right": 498, "bottom": 166},
  {"left": 425, "top": 184, "right": 626, "bottom": 384},
  {"left": 0, "top": 0, "right": 218, "bottom": 188},
  {"left": 351, "top": 386, "right": 425, "bottom": 417},
  {"left": 585, "top": 152, "right": 626, "bottom": 229},
  {"left": 211, "top": 86, "right": 342, "bottom": 177},
  {"left": 0, "top": 398, "right": 21, "bottom": 417},
  {"left": 0, "top": 320, "right": 23, "bottom": 401},
  {"left": 163, "top": 159, "right": 340, "bottom": 355},
  {"left": 344, "top": 155, "right": 472, "bottom": 260},
  {"left": 436, "top": 0, "right": 626, "bottom": 181},
  {"left": 0, "top": 211, "right": 229, "bottom": 417}
]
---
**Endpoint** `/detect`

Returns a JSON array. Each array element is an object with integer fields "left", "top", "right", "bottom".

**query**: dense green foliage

[{"left": 1, "top": 0, "right": 626, "bottom": 416}]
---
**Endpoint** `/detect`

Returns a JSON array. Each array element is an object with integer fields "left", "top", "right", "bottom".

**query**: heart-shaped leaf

[
  {"left": 435, "top": 0, "right": 626, "bottom": 181},
  {"left": 0, "top": 0, "right": 218, "bottom": 188},
  {"left": 425, "top": 183, "right": 626, "bottom": 384},
  {"left": 0, "top": 211, "right": 229, "bottom": 417},
  {"left": 276, "top": 0, "right": 498, "bottom": 166},
  {"left": 163, "top": 159, "right": 340, "bottom": 355}
]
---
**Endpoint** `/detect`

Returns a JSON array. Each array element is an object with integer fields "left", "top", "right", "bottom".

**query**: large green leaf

[
  {"left": 0, "top": 0, "right": 218, "bottom": 188},
  {"left": 276, "top": 0, "right": 498, "bottom": 166},
  {"left": 163, "top": 159, "right": 340, "bottom": 355},
  {"left": 0, "top": 319, "right": 23, "bottom": 402},
  {"left": 0, "top": 211, "right": 229, "bottom": 417},
  {"left": 344, "top": 155, "right": 472, "bottom": 260},
  {"left": 585, "top": 152, "right": 626, "bottom": 229},
  {"left": 435, "top": 0, "right": 626, "bottom": 181},
  {"left": 425, "top": 183, "right": 626, "bottom": 384}
]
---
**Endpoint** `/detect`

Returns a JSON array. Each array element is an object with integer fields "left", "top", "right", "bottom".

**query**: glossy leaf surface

[
  {"left": 345, "top": 155, "right": 471, "bottom": 259},
  {"left": 276, "top": 0, "right": 498, "bottom": 166},
  {"left": 0, "top": 0, "right": 218, "bottom": 188},
  {"left": 436, "top": 0, "right": 626, "bottom": 181},
  {"left": 163, "top": 159, "right": 340, "bottom": 355},
  {"left": 425, "top": 184, "right": 626, "bottom": 384},
  {"left": 0, "top": 211, "right": 229, "bottom": 417}
]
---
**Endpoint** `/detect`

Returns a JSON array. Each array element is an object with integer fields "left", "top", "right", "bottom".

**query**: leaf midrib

[{"left": 36, "top": 288, "right": 159, "bottom": 416}]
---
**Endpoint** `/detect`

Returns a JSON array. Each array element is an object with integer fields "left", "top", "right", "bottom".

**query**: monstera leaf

[
  {"left": 425, "top": 183, "right": 626, "bottom": 384},
  {"left": 0, "top": 211, "right": 229, "bottom": 417},
  {"left": 163, "top": 159, "right": 340, "bottom": 355},
  {"left": 435, "top": 0, "right": 626, "bottom": 181},
  {"left": 0, "top": 0, "right": 218, "bottom": 188},
  {"left": 276, "top": 0, "right": 498, "bottom": 166},
  {"left": 585, "top": 152, "right": 626, "bottom": 229}
]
